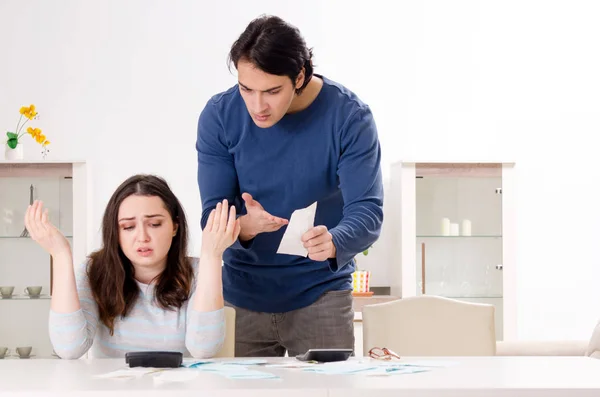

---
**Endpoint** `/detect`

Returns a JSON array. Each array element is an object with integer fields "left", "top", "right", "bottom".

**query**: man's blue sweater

[{"left": 197, "top": 75, "right": 383, "bottom": 313}]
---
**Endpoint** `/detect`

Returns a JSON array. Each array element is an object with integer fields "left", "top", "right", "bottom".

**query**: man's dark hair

[{"left": 228, "top": 15, "right": 314, "bottom": 95}]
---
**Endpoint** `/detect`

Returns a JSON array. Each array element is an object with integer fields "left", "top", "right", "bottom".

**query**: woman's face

[{"left": 117, "top": 195, "right": 177, "bottom": 272}]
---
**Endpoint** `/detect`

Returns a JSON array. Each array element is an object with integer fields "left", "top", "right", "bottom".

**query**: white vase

[{"left": 4, "top": 143, "right": 24, "bottom": 160}]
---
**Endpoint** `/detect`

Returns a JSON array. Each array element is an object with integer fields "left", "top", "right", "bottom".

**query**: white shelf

[
  {"left": 1, "top": 355, "right": 60, "bottom": 360},
  {"left": 0, "top": 236, "right": 72, "bottom": 239},
  {"left": 0, "top": 295, "right": 51, "bottom": 300},
  {"left": 417, "top": 235, "right": 502, "bottom": 238},
  {"left": 0, "top": 160, "right": 86, "bottom": 164},
  {"left": 443, "top": 295, "right": 503, "bottom": 299}
]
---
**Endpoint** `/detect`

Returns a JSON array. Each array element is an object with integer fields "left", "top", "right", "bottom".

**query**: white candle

[
  {"left": 462, "top": 219, "right": 472, "bottom": 236},
  {"left": 450, "top": 223, "right": 459, "bottom": 236},
  {"left": 441, "top": 218, "right": 450, "bottom": 236}
]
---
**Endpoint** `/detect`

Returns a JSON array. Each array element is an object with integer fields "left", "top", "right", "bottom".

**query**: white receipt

[{"left": 276, "top": 202, "right": 317, "bottom": 257}]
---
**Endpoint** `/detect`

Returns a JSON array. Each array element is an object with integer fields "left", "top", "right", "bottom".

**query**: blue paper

[
  {"left": 180, "top": 360, "right": 279, "bottom": 379},
  {"left": 301, "top": 362, "right": 432, "bottom": 376}
]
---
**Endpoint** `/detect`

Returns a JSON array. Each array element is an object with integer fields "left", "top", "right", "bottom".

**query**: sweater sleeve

[
  {"left": 184, "top": 258, "right": 226, "bottom": 358},
  {"left": 196, "top": 99, "right": 253, "bottom": 250},
  {"left": 48, "top": 263, "right": 98, "bottom": 359},
  {"left": 185, "top": 305, "right": 226, "bottom": 358},
  {"left": 328, "top": 106, "right": 384, "bottom": 272}
]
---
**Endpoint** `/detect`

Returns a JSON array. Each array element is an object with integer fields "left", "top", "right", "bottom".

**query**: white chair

[
  {"left": 586, "top": 319, "right": 600, "bottom": 359},
  {"left": 496, "top": 340, "right": 588, "bottom": 356},
  {"left": 362, "top": 295, "right": 496, "bottom": 356}
]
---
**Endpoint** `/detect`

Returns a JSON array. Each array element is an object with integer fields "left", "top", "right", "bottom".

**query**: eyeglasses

[{"left": 368, "top": 347, "right": 401, "bottom": 361}]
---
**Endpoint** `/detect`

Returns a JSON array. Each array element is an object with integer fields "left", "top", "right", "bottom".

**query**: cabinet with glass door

[
  {"left": 0, "top": 161, "right": 87, "bottom": 359},
  {"left": 414, "top": 163, "right": 504, "bottom": 339}
]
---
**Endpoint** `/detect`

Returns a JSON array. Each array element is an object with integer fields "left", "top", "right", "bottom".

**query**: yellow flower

[
  {"left": 18, "top": 104, "right": 49, "bottom": 153},
  {"left": 20, "top": 104, "right": 37, "bottom": 120},
  {"left": 27, "top": 127, "right": 41, "bottom": 138}
]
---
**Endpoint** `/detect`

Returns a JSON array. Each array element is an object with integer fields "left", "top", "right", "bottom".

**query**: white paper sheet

[
  {"left": 301, "top": 361, "right": 433, "bottom": 376},
  {"left": 221, "top": 359, "right": 269, "bottom": 365},
  {"left": 182, "top": 358, "right": 268, "bottom": 367},
  {"left": 399, "top": 360, "right": 458, "bottom": 367},
  {"left": 179, "top": 361, "right": 279, "bottom": 380},
  {"left": 153, "top": 369, "right": 199, "bottom": 383},
  {"left": 264, "top": 361, "right": 317, "bottom": 368},
  {"left": 93, "top": 367, "right": 164, "bottom": 380},
  {"left": 276, "top": 202, "right": 317, "bottom": 257}
]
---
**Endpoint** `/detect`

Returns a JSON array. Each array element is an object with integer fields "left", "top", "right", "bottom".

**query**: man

[{"left": 196, "top": 15, "right": 383, "bottom": 357}]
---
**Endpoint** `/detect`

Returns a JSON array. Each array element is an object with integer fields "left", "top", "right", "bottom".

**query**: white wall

[{"left": 1, "top": 0, "right": 600, "bottom": 341}]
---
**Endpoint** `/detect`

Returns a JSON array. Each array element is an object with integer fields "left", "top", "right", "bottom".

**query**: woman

[{"left": 25, "top": 174, "right": 240, "bottom": 359}]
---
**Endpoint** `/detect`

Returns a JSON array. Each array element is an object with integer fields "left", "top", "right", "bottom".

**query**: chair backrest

[
  {"left": 362, "top": 295, "right": 496, "bottom": 356},
  {"left": 213, "top": 306, "right": 236, "bottom": 358},
  {"left": 585, "top": 319, "right": 600, "bottom": 359}
]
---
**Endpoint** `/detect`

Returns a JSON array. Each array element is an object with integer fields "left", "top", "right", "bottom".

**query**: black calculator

[
  {"left": 295, "top": 348, "right": 353, "bottom": 363},
  {"left": 125, "top": 351, "right": 183, "bottom": 368}
]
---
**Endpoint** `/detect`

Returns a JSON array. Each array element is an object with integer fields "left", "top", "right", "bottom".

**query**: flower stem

[
  {"left": 17, "top": 118, "right": 30, "bottom": 139},
  {"left": 15, "top": 114, "right": 23, "bottom": 135}
]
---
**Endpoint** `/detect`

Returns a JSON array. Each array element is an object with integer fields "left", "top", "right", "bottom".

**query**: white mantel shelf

[
  {"left": 0, "top": 160, "right": 87, "bottom": 177},
  {"left": 0, "top": 159, "right": 86, "bottom": 163}
]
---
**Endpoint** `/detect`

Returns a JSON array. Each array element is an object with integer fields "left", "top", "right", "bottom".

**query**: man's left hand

[{"left": 301, "top": 226, "right": 336, "bottom": 261}]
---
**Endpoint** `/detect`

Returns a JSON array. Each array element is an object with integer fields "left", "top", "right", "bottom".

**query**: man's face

[{"left": 237, "top": 59, "right": 303, "bottom": 128}]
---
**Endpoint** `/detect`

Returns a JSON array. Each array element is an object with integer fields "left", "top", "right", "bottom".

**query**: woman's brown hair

[{"left": 87, "top": 174, "right": 193, "bottom": 334}]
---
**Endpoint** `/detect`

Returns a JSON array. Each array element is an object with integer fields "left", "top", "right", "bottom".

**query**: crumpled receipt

[{"left": 276, "top": 202, "right": 317, "bottom": 257}]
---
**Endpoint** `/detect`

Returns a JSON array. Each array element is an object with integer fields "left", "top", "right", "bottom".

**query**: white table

[{"left": 1, "top": 356, "right": 600, "bottom": 397}]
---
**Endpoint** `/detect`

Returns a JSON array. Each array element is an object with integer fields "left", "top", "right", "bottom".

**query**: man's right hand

[{"left": 238, "top": 193, "right": 288, "bottom": 241}]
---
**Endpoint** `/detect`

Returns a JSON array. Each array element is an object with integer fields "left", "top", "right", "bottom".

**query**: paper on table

[
  {"left": 222, "top": 369, "right": 280, "bottom": 380},
  {"left": 276, "top": 202, "right": 317, "bottom": 257},
  {"left": 365, "top": 366, "right": 431, "bottom": 377},
  {"left": 180, "top": 361, "right": 279, "bottom": 380},
  {"left": 301, "top": 362, "right": 433, "bottom": 376},
  {"left": 399, "top": 360, "right": 458, "bottom": 367},
  {"left": 221, "top": 359, "right": 269, "bottom": 365},
  {"left": 181, "top": 357, "right": 268, "bottom": 368},
  {"left": 185, "top": 363, "right": 250, "bottom": 371},
  {"left": 181, "top": 358, "right": 268, "bottom": 368},
  {"left": 153, "top": 369, "right": 199, "bottom": 383},
  {"left": 181, "top": 358, "right": 213, "bottom": 368},
  {"left": 93, "top": 367, "right": 164, "bottom": 380},
  {"left": 302, "top": 363, "right": 380, "bottom": 375},
  {"left": 265, "top": 361, "right": 317, "bottom": 368}
]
